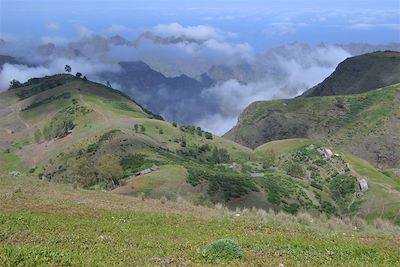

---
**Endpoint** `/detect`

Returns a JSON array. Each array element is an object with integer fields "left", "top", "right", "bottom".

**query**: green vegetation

[
  {"left": 15, "top": 75, "right": 75, "bottom": 99},
  {"left": 329, "top": 174, "right": 357, "bottom": 207},
  {"left": 0, "top": 74, "right": 399, "bottom": 226},
  {"left": 202, "top": 239, "right": 243, "bottom": 262},
  {"left": 187, "top": 167, "right": 259, "bottom": 201},
  {"left": 226, "top": 83, "right": 400, "bottom": 174},
  {"left": 96, "top": 155, "right": 123, "bottom": 186},
  {"left": 1, "top": 70, "right": 400, "bottom": 265},
  {"left": 0, "top": 153, "right": 22, "bottom": 173},
  {"left": 0, "top": 175, "right": 399, "bottom": 266},
  {"left": 10, "top": 138, "right": 30, "bottom": 149}
]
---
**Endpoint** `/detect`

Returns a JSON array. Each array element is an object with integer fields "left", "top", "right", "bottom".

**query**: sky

[{"left": 1, "top": 0, "right": 399, "bottom": 50}]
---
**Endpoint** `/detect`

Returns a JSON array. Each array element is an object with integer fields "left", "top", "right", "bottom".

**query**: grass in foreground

[{"left": 0, "top": 175, "right": 399, "bottom": 266}]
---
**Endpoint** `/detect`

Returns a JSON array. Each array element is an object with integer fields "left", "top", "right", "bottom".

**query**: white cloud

[
  {"left": 74, "top": 23, "right": 93, "bottom": 37},
  {"left": 0, "top": 57, "right": 121, "bottom": 92},
  {"left": 153, "top": 23, "right": 234, "bottom": 41},
  {"left": 266, "top": 22, "right": 307, "bottom": 36},
  {"left": 106, "top": 24, "right": 131, "bottom": 34},
  {"left": 0, "top": 64, "right": 52, "bottom": 91},
  {"left": 46, "top": 22, "right": 60, "bottom": 32},
  {"left": 40, "top": 36, "right": 69, "bottom": 45},
  {"left": 349, "top": 23, "right": 400, "bottom": 31}
]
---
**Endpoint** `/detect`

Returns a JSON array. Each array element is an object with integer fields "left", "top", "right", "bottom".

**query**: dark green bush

[{"left": 187, "top": 167, "right": 258, "bottom": 201}]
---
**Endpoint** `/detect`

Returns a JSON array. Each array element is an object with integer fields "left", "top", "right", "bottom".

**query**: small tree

[
  {"left": 96, "top": 155, "right": 123, "bottom": 186},
  {"left": 204, "top": 132, "right": 213, "bottom": 140},
  {"left": 180, "top": 139, "right": 187, "bottom": 147},
  {"left": 134, "top": 124, "right": 139, "bottom": 133},
  {"left": 159, "top": 128, "right": 164, "bottom": 134},
  {"left": 65, "top": 65, "right": 71, "bottom": 73},
  {"left": 287, "top": 162, "right": 305, "bottom": 178},
  {"left": 172, "top": 121, "right": 177, "bottom": 127},
  {"left": 140, "top": 125, "right": 146, "bottom": 133},
  {"left": 83, "top": 76, "right": 88, "bottom": 81},
  {"left": 262, "top": 149, "right": 276, "bottom": 169},
  {"left": 106, "top": 81, "right": 112, "bottom": 88},
  {"left": 196, "top": 126, "right": 203, "bottom": 136},
  {"left": 34, "top": 128, "right": 42, "bottom": 143},
  {"left": 9, "top": 79, "right": 22, "bottom": 89},
  {"left": 75, "top": 72, "right": 82, "bottom": 78}
]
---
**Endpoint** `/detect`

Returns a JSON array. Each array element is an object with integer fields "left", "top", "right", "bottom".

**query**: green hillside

[
  {"left": 303, "top": 51, "right": 400, "bottom": 96},
  {"left": 225, "top": 83, "right": 400, "bottom": 172},
  {"left": 1, "top": 74, "right": 399, "bottom": 225}
]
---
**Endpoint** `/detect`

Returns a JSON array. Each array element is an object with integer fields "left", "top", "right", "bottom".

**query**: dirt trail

[
  {"left": 31, "top": 134, "right": 73, "bottom": 165},
  {"left": 111, "top": 179, "right": 134, "bottom": 194},
  {"left": 17, "top": 114, "right": 30, "bottom": 129},
  {"left": 79, "top": 94, "right": 109, "bottom": 121}
]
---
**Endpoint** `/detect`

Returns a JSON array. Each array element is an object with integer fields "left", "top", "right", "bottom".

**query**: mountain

[
  {"left": 303, "top": 51, "right": 400, "bottom": 96},
  {"left": 0, "top": 55, "right": 17, "bottom": 67},
  {"left": 101, "top": 61, "right": 216, "bottom": 124},
  {"left": 226, "top": 83, "right": 400, "bottom": 168}
]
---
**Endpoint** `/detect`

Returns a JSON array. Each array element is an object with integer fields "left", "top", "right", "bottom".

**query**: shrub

[
  {"left": 172, "top": 121, "right": 177, "bottom": 127},
  {"left": 287, "top": 162, "right": 305, "bottom": 178},
  {"left": 187, "top": 167, "right": 258, "bottom": 201},
  {"left": 120, "top": 154, "right": 146, "bottom": 172},
  {"left": 202, "top": 239, "right": 243, "bottom": 262},
  {"left": 321, "top": 201, "right": 337, "bottom": 215},
  {"left": 34, "top": 128, "right": 42, "bottom": 143},
  {"left": 209, "top": 147, "right": 230, "bottom": 164},
  {"left": 204, "top": 132, "right": 213, "bottom": 140},
  {"left": 96, "top": 155, "right": 123, "bottom": 186},
  {"left": 262, "top": 149, "right": 276, "bottom": 168},
  {"left": 329, "top": 174, "right": 356, "bottom": 204},
  {"left": 284, "top": 203, "right": 300, "bottom": 214},
  {"left": 160, "top": 196, "right": 167, "bottom": 204}
]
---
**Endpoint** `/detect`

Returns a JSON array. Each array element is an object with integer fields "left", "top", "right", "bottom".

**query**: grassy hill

[
  {"left": 225, "top": 83, "right": 400, "bottom": 172},
  {"left": 1, "top": 74, "right": 399, "bottom": 225},
  {"left": 1, "top": 174, "right": 399, "bottom": 266},
  {"left": 303, "top": 51, "right": 400, "bottom": 96}
]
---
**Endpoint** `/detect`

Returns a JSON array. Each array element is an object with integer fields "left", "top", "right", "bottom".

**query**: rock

[{"left": 148, "top": 258, "right": 175, "bottom": 264}]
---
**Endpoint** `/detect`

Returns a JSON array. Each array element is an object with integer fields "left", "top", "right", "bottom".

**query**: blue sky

[{"left": 1, "top": 0, "right": 399, "bottom": 50}]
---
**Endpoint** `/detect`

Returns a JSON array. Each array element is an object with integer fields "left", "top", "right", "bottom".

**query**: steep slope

[
  {"left": 226, "top": 84, "right": 400, "bottom": 168},
  {"left": 225, "top": 83, "right": 400, "bottom": 171},
  {"left": 303, "top": 51, "right": 400, "bottom": 96}
]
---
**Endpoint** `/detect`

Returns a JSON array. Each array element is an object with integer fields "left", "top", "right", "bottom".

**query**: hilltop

[{"left": 303, "top": 51, "right": 400, "bottom": 96}]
